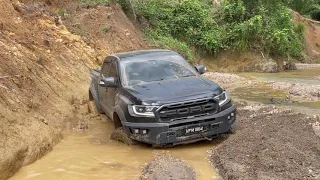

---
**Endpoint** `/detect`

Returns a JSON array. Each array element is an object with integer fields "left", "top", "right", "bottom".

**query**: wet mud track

[{"left": 209, "top": 103, "right": 320, "bottom": 179}]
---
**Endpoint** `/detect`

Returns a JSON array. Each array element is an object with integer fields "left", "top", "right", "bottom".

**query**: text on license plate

[{"left": 186, "top": 126, "right": 205, "bottom": 134}]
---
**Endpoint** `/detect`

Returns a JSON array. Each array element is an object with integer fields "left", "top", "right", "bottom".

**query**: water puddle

[
  {"left": 238, "top": 68, "right": 320, "bottom": 85},
  {"left": 10, "top": 118, "right": 219, "bottom": 180},
  {"left": 233, "top": 68, "right": 320, "bottom": 114}
]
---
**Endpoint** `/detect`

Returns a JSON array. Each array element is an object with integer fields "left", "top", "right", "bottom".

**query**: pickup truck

[{"left": 89, "top": 50, "right": 236, "bottom": 146}]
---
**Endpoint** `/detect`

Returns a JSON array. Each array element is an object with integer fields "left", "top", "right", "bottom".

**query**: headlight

[
  {"left": 214, "top": 91, "right": 230, "bottom": 106},
  {"left": 132, "top": 105, "right": 159, "bottom": 117}
]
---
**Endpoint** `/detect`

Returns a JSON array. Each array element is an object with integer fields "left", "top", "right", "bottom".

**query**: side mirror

[
  {"left": 99, "top": 77, "right": 117, "bottom": 88},
  {"left": 195, "top": 65, "right": 207, "bottom": 75}
]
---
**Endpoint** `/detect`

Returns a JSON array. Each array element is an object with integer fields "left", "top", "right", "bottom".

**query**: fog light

[
  {"left": 134, "top": 129, "right": 140, "bottom": 134},
  {"left": 142, "top": 129, "right": 147, "bottom": 134},
  {"left": 231, "top": 113, "right": 235, "bottom": 117},
  {"left": 228, "top": 116, "right": 231, "bottom": 120}
]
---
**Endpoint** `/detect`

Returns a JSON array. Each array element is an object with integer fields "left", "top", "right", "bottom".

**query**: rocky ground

[
  {"left": 204, "top": 70, "right": 320, "bottom": 180},
  {"left": 296, "top": 63, "right": 320, "bottom": 69},
  {"left": 141, "top": 153, "right": 197, "bottom": 180},
  {"left": 271, "top": 82, "right": 320, "bottom": 101},
  {"left": 209, "top": 102, "right": 320, "bottom": 180}
]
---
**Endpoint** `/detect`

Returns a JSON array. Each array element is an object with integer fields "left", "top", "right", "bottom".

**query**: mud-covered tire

[
  {"left": 88, "top": 91, "right": 104, "bottom": 114},
  {"left": 110, "top": 127, "right": 137, "bottom": 146},
  {"left": 88, "top": 101, "right": 101, "bottom": 114},
  {"left": 227, "top": 122, "right": 237, "bottom": 134}
]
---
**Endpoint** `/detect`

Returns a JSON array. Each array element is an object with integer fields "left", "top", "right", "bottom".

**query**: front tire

[{"left": 110, "top": 127, "right": 137, "bottom": 146}]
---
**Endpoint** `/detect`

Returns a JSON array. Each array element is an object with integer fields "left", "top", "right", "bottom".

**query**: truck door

[
  {"left": 105, "top": 60, "right": 119, "bottom": 116},
  {"left": 98, "top": 59, "right": 111, "bottom": 115}
]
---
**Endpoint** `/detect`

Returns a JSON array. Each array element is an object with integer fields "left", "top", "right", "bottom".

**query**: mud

[
  {"left": 141, "top": 154, "right": 197, "bottom": 180},
  {"left": 209, "top": 102, "right": 320, "bottom": 180},
  {"left": 313, "top": 121, "right": 320, "bottom": 138},
  {"left": 0, "top": 0, "right": 150, "bottom": 179},
  {"left": 10, "top": 102, "right": 219, "bottom": 180},
  {"left": 203, "top": 72, "right": 248, "bottom": 91}
]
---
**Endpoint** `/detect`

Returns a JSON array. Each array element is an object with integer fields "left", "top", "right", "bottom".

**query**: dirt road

[{"left": 210, "top": 103, "right": 320, "bottom": 179}]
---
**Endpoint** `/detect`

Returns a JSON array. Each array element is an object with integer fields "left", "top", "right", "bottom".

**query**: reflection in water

[{"left": 10, "top": 119, "right": 219, "bottom": 180}]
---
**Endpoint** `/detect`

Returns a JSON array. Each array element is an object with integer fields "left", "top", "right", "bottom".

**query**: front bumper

[{"left": 122, "top": 104, "right": 236, "bottom": 146}]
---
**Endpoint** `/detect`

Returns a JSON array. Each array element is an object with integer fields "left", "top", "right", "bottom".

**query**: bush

[
  {"left": 288, "top": 0, "right": 320, "bottom": 21},
  {"left": 136, "top": 0, "right": 305, "bottom": 58},
  {"left": 146, "top": 30, "right": 194, "bottom": 61}
]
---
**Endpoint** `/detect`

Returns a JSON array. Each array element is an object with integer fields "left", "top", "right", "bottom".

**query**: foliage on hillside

[
  {"left": 288, "top": 0, "right": 320, "bottom": 21},
  {"left": 134, "top": 0, "right": 305, "bottom": 61}
]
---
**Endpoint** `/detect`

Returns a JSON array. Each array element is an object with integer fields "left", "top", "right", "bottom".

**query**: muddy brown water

[
  {"left": 10, "top": 118, "right": 219, "bottom": 180},
  {"left": 10, "top": 67, "right": 320, "bottom": 180}
]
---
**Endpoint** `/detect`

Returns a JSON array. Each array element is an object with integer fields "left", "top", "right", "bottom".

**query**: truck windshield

[{"left": 120, "top": 56, "right": 198, "bottom": 87}]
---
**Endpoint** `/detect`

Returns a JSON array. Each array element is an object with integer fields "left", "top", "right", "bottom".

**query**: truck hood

[{"left": 125, "top": 76, "right": 222, "bottom": 104}]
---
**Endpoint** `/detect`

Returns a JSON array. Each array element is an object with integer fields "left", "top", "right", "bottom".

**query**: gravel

[
  {"left": 295, "top": 63, "right": 320, "bottom": 69},
  {"left": 271, "top": 82, "right": 320, "bottom": 101}
]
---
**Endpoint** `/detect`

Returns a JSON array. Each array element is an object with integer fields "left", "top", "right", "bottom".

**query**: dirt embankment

[
  {"left": 0, "top": 1, "right": 149, "bottom": 179},
  {"left": 295, "top": 12, "right": 320, "bottom": 63},
  {"left": 209, "top": 102, "right": 320, "bottom": 180}
]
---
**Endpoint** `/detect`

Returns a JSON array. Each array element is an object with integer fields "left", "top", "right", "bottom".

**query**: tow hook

[{"left": 200, "top": 132, "right": 214, "bottom": 141}]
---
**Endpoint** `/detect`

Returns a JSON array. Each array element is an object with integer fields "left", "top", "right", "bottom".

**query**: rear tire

[
  {"left": 110, "top": 127, "right": 137, "bottom": 146},
  {"left": 88, "top": 91, "right": 104, "bottom": 114}
]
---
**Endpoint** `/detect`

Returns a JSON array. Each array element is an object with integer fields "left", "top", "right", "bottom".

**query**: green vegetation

[
  {"left": 134, "top": 0, "right": 306, "bottom": 61},
  {"left": 288, "top": 0, "right": 320, "bottom": 21},
  {"left": 146, "top": 30, "right": 194, "bottom": 61},
  {"left": 79, "top": 0, "right": 110, "bottom": 5},
  {"left": 102, "top": 26, "right": 112, "bottom": 33},
  {"left": 57, "top": 9, "right": 67, "bottom": 17}
]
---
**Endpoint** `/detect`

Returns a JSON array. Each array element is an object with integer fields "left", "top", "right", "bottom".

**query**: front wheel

[
  {"left": 110, "top": 127, "right": 137, "bottom": 146},
  {"left": 227, "top": 122, "right": 237, "bottom": 134}
]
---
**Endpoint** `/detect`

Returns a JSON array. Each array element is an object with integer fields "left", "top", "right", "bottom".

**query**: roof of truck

[{"left": 113, "top": 49, "right": 179, "bottom": 61}]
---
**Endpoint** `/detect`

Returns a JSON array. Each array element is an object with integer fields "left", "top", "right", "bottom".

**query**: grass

[{"left": 102, "top": 26, "right": 112, "bottom": 33}]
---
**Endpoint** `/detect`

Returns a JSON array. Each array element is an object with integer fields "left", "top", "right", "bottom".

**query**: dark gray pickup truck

[{"left": 89, "top": 49, "right": 236, "bottom": 146}]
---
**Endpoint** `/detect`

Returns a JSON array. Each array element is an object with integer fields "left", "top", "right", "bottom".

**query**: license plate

[{"left": 185, "top": 126, "right": 207, "bottom": 134}]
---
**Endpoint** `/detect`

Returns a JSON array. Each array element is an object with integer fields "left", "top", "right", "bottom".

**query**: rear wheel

[{"left": 88, "top": 90, "right": 104, "bottom": 114}]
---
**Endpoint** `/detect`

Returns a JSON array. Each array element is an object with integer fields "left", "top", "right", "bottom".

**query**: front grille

[{"left": 156, "top": 98, "right": 218, "bottom": 122}]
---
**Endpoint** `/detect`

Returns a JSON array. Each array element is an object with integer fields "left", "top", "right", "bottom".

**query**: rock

[
  {"left": 312, "top": 122, "right": 320, "bottom": 138},
  {"left": 259, "top": 61, "right": 280, "bottom": 73},
  {"left": 141, "top": 154, "right": 197, "bottom": 180},
  {"left": 284, "top": 61, "right": 297, "bottom": 70}
]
